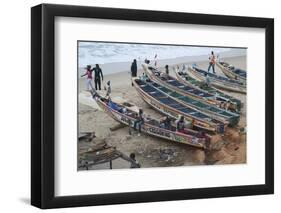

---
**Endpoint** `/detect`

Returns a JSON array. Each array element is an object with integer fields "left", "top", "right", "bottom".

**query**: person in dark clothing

[
  {"left": 163, "top": 116, "right": 172, "bottom": 130},
  {"left": 131, "top": 59, "right": 137, "bottom": 86},
  {"left": 93, "top": 64, "right": 103, "bottom": 90},
  {"left": 131, "top": 59, "right": 138, "bottom": 77},
  {"left": 160, "top": 116, "right": 172, "bottom": 130},
  {"left": 129, "top": 153, "right": 141, "bottom": 168},
  {"left": 165, "top": 65, "right": 169, "bottom": 75}
]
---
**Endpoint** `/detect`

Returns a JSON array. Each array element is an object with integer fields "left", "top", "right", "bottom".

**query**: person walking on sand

[
  {"left": 207, "top": 51, "right": 216, "bottom": 74},
  {"left": 131, "top": 59, "right": 137, "bottom": 86},
  {"left": 81, "top": 65, "right": 95, "bottom": 91},
  {"left": 93, "top": 64, "right": 103, "bottom": 90}
]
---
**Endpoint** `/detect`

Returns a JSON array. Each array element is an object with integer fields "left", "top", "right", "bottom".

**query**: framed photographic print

[{"left": 31, "top": 4, "right": 274, "bottom": 209}]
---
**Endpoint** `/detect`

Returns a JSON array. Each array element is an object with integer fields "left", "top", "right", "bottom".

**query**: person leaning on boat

[
  {"left": 176, "top": 116, "right": 188, "bottom": 133},
  {"left": 159, "top": 116, "right": 172, "bottom": 130},
  {"left": 134, "top": 109, "right": 144, "bottom": 136},
  {"left": 204, "top": 73, "right": 211, "bottom": 86},
  {"left": 160, "top": 65, "right": 170, "bottom": 79},
  {"left": 207, "top": 51, "right": 216, "bottom": 74}
]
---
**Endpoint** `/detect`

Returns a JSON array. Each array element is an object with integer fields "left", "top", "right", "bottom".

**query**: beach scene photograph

[{"left": 78, "top": 41, "right": 247, "bottom": 170}]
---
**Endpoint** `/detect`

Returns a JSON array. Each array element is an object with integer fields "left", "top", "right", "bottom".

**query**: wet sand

[{"left": 78, "top": 55, "right": 247, "bottom": 170}]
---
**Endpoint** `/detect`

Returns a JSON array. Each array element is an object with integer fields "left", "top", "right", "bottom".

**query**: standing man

[
  {"left": 131, "top": 59, "right": 137, "bottom": 86},
  {"left": 93, "top": 64, "right": 103, "bottom": 90},
  {"left": 207, "top": 51, "right": 216, "bottom": 74},
  {"left": 165, "top": 65, "right": 169, "bottom": 75},
  {"left": 81, "top": 65, "right": 94, "bottom": 91}
]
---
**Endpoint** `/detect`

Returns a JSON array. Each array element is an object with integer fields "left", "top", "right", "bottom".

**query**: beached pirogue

[
  {"left": 174, "top": 70, "right": 242, "bottom": 112},
  {"left": 132, "top": 78, "right": 227, "bottom": 134},
  {"left": 188, "top": 65, "right": 246, "bottom": 94},
  {"left": 92, "top": 92, "right": 208, "bottom": 148},
  {"left": 143, "top": 64, "right": 219, "bottom": 106},
  {"left": 216, "top": 61, "right": 247, "bottom": 82},
  {"left": 143, "top": 79, "right": 240, "bottom": 127}
]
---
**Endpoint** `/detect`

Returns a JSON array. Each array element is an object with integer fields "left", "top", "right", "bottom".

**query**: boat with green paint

[
  {"left": 188, "top": 65, "right": 246, "bottom": 94},
  {"left": 145, "top": 78, "right": 240, "bottom": 127},
  {"left": 174, "top": 69, "right": 242, "bottom": 112},
  {"left": 132, "top": 78, "right": 227, "bottom": 134}
]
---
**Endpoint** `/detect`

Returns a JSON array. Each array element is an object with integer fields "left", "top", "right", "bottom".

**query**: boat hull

[
  {"left": 174, "top": 70, "right": 242, "bottom": 112},
  {"left": 143, "top": 65, "right": 219, "bottom": 106},
  {"left": 188, "top": 67, "right": 246, "bottom": 94},
  {"left": 146, "top": 79, "right": 240, "bottom": 127},
  {"left": 216, "top": 62, "right": 246, "bottom": 83},
  {"left": 132, "top": 79, "right": 226, "bottom": 134},
  {"left": 93, "top": 94, "right": 206, "bottom": 148}
]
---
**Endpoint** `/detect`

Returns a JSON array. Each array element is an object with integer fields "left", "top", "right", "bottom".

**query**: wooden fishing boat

[
  {"left": 174, "top": 70, "right": 242, "bottom": 112},
  {"left": 216, "top": 61, "right": 247, "bottom": 82},
  {"left": 216, "top": 61, "right": 247, "bottom": 83},
  {"left": 142, "top": 64, "right": 219, "bottom": 106},
  {"left": 91, "top": 92, "right": 207, "bottom": 148},
  {"left": 188, "top": 65, "right": 246, "bottom": 94},
  {"left": 146, "top": 79, "right": 240, "bottom": 127},
  {"left": 132, "top": 78, "right": 227, "bottom": 134}
]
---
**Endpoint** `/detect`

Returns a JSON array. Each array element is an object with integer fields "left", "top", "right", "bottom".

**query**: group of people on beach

[
  {"left": 81, "top": 64, "right": 111, "bottom": 97},
  {"left": 82, "top": 50, "right": 216, "bottom": 91},
  {"left": 131, "top": 108, "right": 190, "bottom": 136},
  {"left": 81, "top": 64, "right": 104, "bottom": 91}
]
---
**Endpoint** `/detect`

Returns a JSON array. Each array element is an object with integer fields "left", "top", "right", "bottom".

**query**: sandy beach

[{"left": 78, "top": 53, "right": 247, "bottom": 170}]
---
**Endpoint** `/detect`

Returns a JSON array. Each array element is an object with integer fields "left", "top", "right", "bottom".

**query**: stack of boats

[{"left": 92, "top": 60, "right": 246, "bottom": 149}]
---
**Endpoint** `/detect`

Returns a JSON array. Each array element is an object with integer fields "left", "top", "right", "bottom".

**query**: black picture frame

[{"left": 31, "top": 3, "right": 274, "bottom": 209}]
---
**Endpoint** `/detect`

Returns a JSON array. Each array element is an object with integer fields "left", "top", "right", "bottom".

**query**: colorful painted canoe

[
  {"left": 132, "top": 78, "right": 227, "bottom": 134},
  {"left": 188, "top": 65, "right": 247, "bottom": 94},
  {"left": 216, "top": 61, "right": 247, "bottom": 82},
  {"left": 92, "top": 92, "right": 207, "bottom": 148},
  {"left": 146, "top": 79, "right": 240, "bottom": 127},
  {"left": 143, "top": 64, "right": 220, "bottom": 106},
  {"left": 174, "top": 70, "right": 242, "bottom": 112}
]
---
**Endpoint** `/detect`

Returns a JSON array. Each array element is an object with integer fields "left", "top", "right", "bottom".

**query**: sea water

[{"left": 78, "top": 41, "right": 246, "bottom": 74}]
